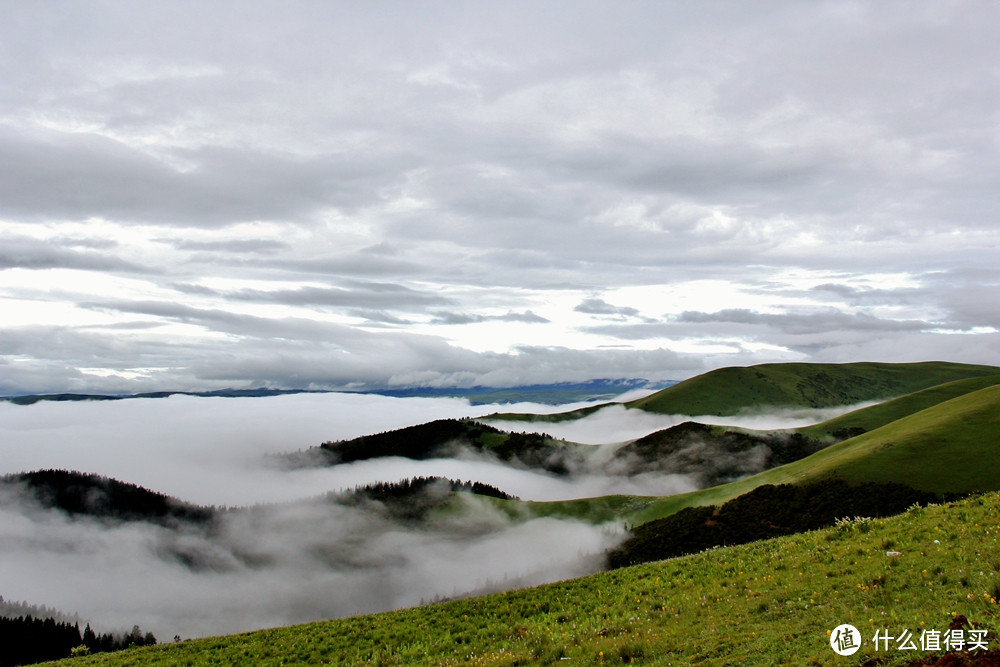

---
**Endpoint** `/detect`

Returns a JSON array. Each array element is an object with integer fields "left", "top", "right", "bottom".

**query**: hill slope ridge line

[
  {"left": 627, "top": 361, "right": 1000, "bottom": 416},
  {"left": 628, "top": 382, "right": 1000, "bottom": 524}
]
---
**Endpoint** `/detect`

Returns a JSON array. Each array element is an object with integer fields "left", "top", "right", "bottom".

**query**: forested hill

[
  {"left": 0, "top": 470, "right": 214, "bottom": 525},
  {"left": 311, "top": 418, "right": 585, "bottom": 475}
]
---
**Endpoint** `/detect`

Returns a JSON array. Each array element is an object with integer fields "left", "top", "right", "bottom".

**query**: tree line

[
  {"left": 334, "top": 476, "right": 518, "bottom": 521},
  {"left": 606, "top": 478, "right": 945, "bottom": 569},
  {"left": 0, "top": 614, "right": 156, "bottom": 666}
]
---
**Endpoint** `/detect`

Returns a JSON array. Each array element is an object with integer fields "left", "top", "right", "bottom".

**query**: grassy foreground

[{"left": 50, "top": 492, "right": 1000, "bottom": 666}]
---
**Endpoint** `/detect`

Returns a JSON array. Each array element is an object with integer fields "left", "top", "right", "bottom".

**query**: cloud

[
  {"left": 430, "top": 310, "right": 550, "bottom": 325},
  {"left": 0, "top": 488, "right": 620, "bottom": 641},
  {"left": 675, "top": 308, "right": 929, "bottom": 335},
  {"left": 0, "top": 128, "right": 407, "bottom": 227},
  {"left": 162, "top": 238, "right": 291, "bottom": 254},
  {"left": 173, "top": 282, "right": 454, "bottom": 311},
  {"left": 0, "top": 392, "right": 693, "bottom": 639},
  {"left": 485, "top": 402, "right": 874, "bottom": 447},
  {"left": 0, "top": 235, "right": 149, "bottom": 273},
  {"left": 574, "top": 298, "right": 641, "bottom": 319},
  {"left": 1, "top": 2, "right": 999, "bottom": 395}
]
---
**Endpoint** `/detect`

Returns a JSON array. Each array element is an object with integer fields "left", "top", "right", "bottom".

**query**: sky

[{"left": 2, "top": 1, "right": 1000, "bottom": 395}]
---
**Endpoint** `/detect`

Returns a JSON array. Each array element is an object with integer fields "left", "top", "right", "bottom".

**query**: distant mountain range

[
  {"left": 366, "top": 378, "right": 673, "bottom": 404},
  {"left": 1, "top": 378, "right": 672, "bottom": 406}
]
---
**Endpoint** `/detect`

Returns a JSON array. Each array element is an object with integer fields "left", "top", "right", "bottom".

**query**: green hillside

[
  {"left": 50, "top": 492, "right": 1000, "bottom": 666},
  {"left": 626, "top": 361, "right": 1000, "bottom": 416},
  {"left": 626, "top": 383, "right": 1000, "bottom": 525},
  {"left": 488, "top": 361, "right": 1000, "bottom": 423},
  {"left": 493, "top": 372, "right": 1000, "bottom": 527},
  {"left": 777, "top": 383, "right": 1000, "bottom": 493},
  {"left": 795, "top": 373, "right": 1000, "bottom": 441}
]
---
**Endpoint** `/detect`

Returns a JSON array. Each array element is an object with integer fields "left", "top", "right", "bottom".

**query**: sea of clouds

[{"left": 0, "top": 391, "right": 863, "bottom": 640}]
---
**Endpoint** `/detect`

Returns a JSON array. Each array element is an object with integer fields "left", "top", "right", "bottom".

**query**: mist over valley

[{"left": 0, "top": 387, "right": 878, "bottom": 641}]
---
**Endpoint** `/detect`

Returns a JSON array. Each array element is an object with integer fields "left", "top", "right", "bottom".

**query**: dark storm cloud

[
  {"left": 585, "top": 309, "right": 929, "bottom": 342},
  {"left": 675, "top": 309, "right": 929, "bottom": 335},
  {"left": 347, "top": 310, "right": 415, "bottom": 326}
]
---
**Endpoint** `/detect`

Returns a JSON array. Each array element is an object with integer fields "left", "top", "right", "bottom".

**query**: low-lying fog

[{"left": 0, "top": 392, "right": 864, "bottom": 641}]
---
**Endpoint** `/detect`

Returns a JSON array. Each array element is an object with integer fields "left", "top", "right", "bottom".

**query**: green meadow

[{"left": 490, "top": 361, "right": 1000, "bottom": 422}]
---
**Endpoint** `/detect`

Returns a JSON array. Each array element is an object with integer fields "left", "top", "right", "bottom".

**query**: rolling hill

[
  {"left": 489, "top": 360, "right": 1000, "bottom": 422},
  {"left": 617, "top": 382, "right": 1000, "bottom": 525},
  {"left": 794, "top": 373, "right": 1000, "bottom": 441},
  {"left": 288, "top": 418, "right": 588, "bottom": 475},
  {"left": 625, "top": 360, "right": 1000, "bottom": 415}
]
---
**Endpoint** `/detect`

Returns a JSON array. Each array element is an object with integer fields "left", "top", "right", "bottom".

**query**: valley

[{"left": 4, "top": 360, "right": 1000, "bottom": 664}]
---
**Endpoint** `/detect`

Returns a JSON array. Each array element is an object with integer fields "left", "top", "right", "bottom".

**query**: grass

[
  {"left": 513, "top": 495, "right": 660, "bottom": 524},
  {"left": 481, "top": 404, "right": 609, "bottom": 424},
  {"left": 621, "top": 383, "right": 1000, "bottom": 525},
  {"left": 49, "top": 492, "right": 1000, "bottom": 666},
  {"left": 488, "top": 361, "right": 1000, "bottom": 422},
  {"left": 796, "top": 374, "right": 1000, "bottom": 441},
  {"left": 783, "top": 383, "right": 1000, "bottom": 493},
  {"left": 488, "top": 376, "right": 1000, "bottom": 528},
  {"left": 625, "top": 361, "right": 1000, "bottom": 416}
]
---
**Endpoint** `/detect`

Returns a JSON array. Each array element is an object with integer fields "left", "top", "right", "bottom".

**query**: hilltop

[
  {"left": 627, "top": 361, "right": 1000, "bottom": 415},
  {"left": 588, "top": 380, "right": 1000, "bottom": 528},
  {"left": 491, "top": 361, "right": 1000, "bottom": 422}
]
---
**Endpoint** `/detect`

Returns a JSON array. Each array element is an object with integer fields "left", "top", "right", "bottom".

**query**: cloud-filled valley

[
  {"left": 0, "top": 390, "right": 875, "bottom": 641},
  {"left": 0, "top": 394, "right": 619, "bottom": 639},
  {"left": 0, "top": 479, "right": 619, "bottom": 641}
]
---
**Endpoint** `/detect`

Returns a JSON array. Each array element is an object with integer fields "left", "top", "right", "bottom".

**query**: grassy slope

[
  {"left": 628, "top": 383, "right": 1000, "bottom": 525},
  {"left": 626, "top": 361, "right": 1000, "bottom": 416},
  {"left": 51, "top": 493, "right": 1000, "bottom": 666},
  {"left": 487, "top": 361, "right": 1000, "bottom": 423},
  {"left": 513, "top": 374, "right": 1000, "bottom": 526},
  {"left": 796, "top": 374, "right": 1000, "bottom": 441}
]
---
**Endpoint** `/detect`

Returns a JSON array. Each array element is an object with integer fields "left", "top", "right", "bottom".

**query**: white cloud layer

[
  {"left": 0, "top": 393, "right": 639, "bottom": 639},
  {"left": 0, "top": 386, "right": 918, "bottom": 640},
  {"left": 1, "top": 1, "right": 999, "bottom": 394}
]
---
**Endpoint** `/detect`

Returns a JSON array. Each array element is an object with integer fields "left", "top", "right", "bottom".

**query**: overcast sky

[{"left": 2, "top": 1, "right": 999, "bottom": 395}]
